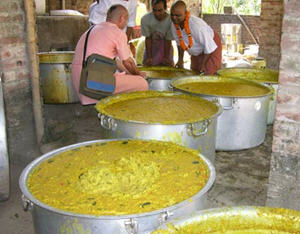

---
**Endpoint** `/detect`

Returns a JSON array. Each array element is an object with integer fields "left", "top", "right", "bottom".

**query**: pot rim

[
  {"left": 19, "top": 138, "right": 216, "bottom": 220},
  {"left": 155, "top": 206, "right": 300, "bottom": 231},
  {"left": 96, "top": 91, "right": 223, "bottom": 125},
  {"left": 170, "top": 76, "right": 272, "bottom": 98}
]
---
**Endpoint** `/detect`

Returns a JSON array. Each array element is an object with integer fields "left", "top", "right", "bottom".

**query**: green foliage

[{"left": 202, "top": 0, "right": 261, "bottom": 15}]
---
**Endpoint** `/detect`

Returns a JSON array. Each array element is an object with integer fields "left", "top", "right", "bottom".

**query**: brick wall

[
  {"left": 203, "top": 14, "right": 261, "bottom": 45},
  {"left": 0, "top": 0, "right": 40, "bottom": 163},
  {"left": 46, "top": 0, "right": 94, "bottom": 14},
  {"left": 259, "top": 0, "right": 283, "bottom": 69},
  {"left": 266, "top": 0, "right": 300, "bottom": 210}
]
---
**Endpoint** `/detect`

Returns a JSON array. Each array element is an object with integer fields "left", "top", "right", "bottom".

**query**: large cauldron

[
  {"left": 153, "top": 206, "right": 300, "bottom": 233},
  {"left": 96, "top": 91, "right": 222, "bottom": 163},
  {"left": 38, "top": 51, "right": 79, "bottom": 104},
  {"left": 217, "top": 68, "right": 279, "bottom": 124},
  {"left": 171, "top": 76, "right": 271, "bottom": 151},
  {"left": 19, "top": 139, "right": 215, "bottom": 234}
]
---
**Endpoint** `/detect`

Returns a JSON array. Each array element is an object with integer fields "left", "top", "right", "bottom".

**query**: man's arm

[
  {"left": 126, "top": 27, "right": 134, "bottom": 40},
  {"left": 144, "top": 37, "right": 152, "bottom": 66},
  {"left": 176, "top": 46, "right": 184, "bottom": 68},
  {"left": 123, "top": 57, "right": 146, "bottom": 78},
  {"left": 163, "top": 40, "right": 173, "bottom": 66},
  {"left": 200, "top": 53, "right": 211, "bottom": 73}
]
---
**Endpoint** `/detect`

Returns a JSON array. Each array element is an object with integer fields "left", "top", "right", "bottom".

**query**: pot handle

[
  {"left": 159, "top": 211, "right": 174, "bottom": 225},
  {"left": 219, "top": 98, "right": 236, "bottom": 110},
  {"left": 98, "top": 113, "right": 117, "bottom": 130},
  {"left": 124, "top": 218, "right": 137, "bottom": 234},
  {"left": 21, "top": 194, "right": 33, "bottom": 212},
  {"left": 188, "top": 120, "right": 210, "bottom": 136}
]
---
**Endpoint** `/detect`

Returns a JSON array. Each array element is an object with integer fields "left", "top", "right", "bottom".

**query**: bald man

[
  {"left": 170, "top": 1, "right": 222, "bottom": 74},
  {"left": 72, "top": 5, "right": 148, "bottom": 105}
]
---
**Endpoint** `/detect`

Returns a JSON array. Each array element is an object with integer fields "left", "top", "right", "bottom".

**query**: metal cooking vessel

[
  {"left": 38, "top": 51, "right": 79, "bottom": 104},
  {"left": 19, "top": 139, "right": 215, "bottom": 234},
  {"left": 97, "top": 91, "right": 222, "bottom": 164},
  {"left": 217, "top": 68, "right": 279, "bottom": 124},
  {"left": 138, "top": 66, "right": 199, "bottom": 91},
  {"left": 153, "top": 206, "right": 300, "bottom": 233},
  {"left": 0, "top": 76, "right": 9, "bottom": 201},
  {"left": 171, "top": 76, "right": 271, "bottom": 151}
]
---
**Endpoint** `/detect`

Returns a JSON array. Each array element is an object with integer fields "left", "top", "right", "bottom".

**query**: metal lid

[{"left": 38, "top": 51, "right": 74, "bottom": 63}]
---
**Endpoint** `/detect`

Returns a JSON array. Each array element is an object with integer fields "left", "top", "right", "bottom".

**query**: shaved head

[
  {"left": 170, "top": 0, "right": 187, "bottom": 26},
  {"left": 106, "top": 4, "right": 128, "bottom": 29},
  {"left": 171, "top": 0, "right": 187, "bottom": 12},
  {"left": 106, "top": 4, "right": 128, "bottom": 21}
]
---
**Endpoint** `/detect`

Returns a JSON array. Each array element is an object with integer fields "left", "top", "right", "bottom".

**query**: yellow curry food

[
  {"left": 153, "top": 207, "right": 300, "bottom": 234},
  {"left": 138, "top": 66, "right": 198, "bottom": 79},
  {"left": 217, "top": 68, "right": 279, "bottom": 84},
  {"left": 175, "top": 82, "right": 270, "bottom": 97},
  {"left": 27, "top": 140, "right": 210, "bottom": 215},
  {"left": 95, "top": 91, "right": 218, "bottom": 124}
]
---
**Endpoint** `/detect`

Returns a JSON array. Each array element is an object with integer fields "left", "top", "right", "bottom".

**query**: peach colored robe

[{"left": 72, "top": 22, "right": 148, "bottom": 105}]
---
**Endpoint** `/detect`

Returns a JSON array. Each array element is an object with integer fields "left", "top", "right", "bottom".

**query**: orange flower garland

[{"left": 175, "top": 11, "right": 193, "bottom": 51}]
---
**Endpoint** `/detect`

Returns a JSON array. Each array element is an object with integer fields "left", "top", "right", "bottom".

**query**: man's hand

[
  {"left": 144, "top": 58, "right": 152, "bottom": 66},
  {"left": 138, "top": 71, "right": 147, "bottom": 79}
]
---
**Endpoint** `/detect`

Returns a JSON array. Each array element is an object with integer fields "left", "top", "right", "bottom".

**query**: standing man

[
  {"left": 170, "top": 1, "right": 222, "bottom": 74},
  {"left": 72, "top": 5, "right": 148, "bottom": 105},
  {"left": 141, "top": 0, "right": 174, "bottom": 66},
  {"left": 89, "top": 0, "right": 137, "bottom": 40}
]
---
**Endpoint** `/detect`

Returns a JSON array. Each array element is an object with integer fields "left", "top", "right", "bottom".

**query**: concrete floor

[{"left": 0, "top": 104, "right": 273, "bottom": 233}]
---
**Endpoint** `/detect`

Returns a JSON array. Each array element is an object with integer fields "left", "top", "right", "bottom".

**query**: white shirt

[
  {"left": 89, "top": 0, "right": 137, "bottom": 28},
  {"left": 171, "top": 15, "right": 217, "bottom": 56}
]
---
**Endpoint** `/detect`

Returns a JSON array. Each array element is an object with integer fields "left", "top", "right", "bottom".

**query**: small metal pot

[
  {"left": 171, "top": 76, "right": 271, "bottom": 151},
  {"left": 153, "top": 206, "right": 300, "bottom": 233},
  {"left": 19, "top": 139, "right": 215, "bottom": 234},
  {"left": 96, "top": 91, "right": 222, "bottom": 164},
  {"left": 138, "top": 66, "right": 199, "bottom": 91},
  {"left": 217, "top": 68, "right": 279, "bottom": 124},
  {"left": 38, "top": 51, "right": 79, "bottom": 104}
]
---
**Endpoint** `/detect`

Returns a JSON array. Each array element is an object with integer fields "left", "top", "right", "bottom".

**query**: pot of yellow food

[
  {"left": 171, "top": 76, "right": 271, "bottom": 151},
  {"left": 217, "top": 68, "right": 279, "bottom": 125},
  {"left": 38, "top": 51, "right": 79, "bottom": 104},
  {"left": 138, "top": 66, "right": 199, "bottom": 91},
  {"left": 153, "top": 206, "right": 300, "bottom": 233},
  {"left": 19, "top": 139, "right": 215, "bottom": 234},
  {"left": 95, "top": 91, "right": 222, "bottom": 164}
]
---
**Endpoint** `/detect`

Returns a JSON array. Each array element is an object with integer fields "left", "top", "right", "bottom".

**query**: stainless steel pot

[
  {"left": 19, "top": 139, "right": 215, "bottom": 234},
  {"left": 217, "top": 68, "right": 279, "bottom": 125},
  {"left": 0, "top": 76, "right": 9, "bottom": 201},
  {"left": 38, "top": 51, "right": 79, "bottom": 104},
  {"left": 171, "top": 76, "right": 271, "bottom": 151},
  {"left": 153, "top": 206, "right": 300, "bottom": 233},
  {"left": 97, "top": 91, "right": 222, "bottom": 164},
  {"left": 138, "top": 66, "right": 199, "bottom": 91}
]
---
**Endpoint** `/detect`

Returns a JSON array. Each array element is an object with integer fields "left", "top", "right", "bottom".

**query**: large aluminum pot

[
  {"left": 38, "top": 51, "right": 79, "bottom": 104},
  {"left": 217, "top": 68, "right": 279, "bottom": 124},
  {"left": 19, "top": 139, "right": 215, "bottom": 234},
  {"left": 0, "top": 77, "right": 9, "bottom": 201},
  {"left": 171, "top": 76, "right": 271, "bottom": 151},
  {"left": 153, "top": 206, "right": 300, "bottom": 233},
  {"left": 138, "top": 66, "right": 199, "bottom": 91},
  {"left": 96, "top": 91, "right": 222, "bottom": 164}
]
